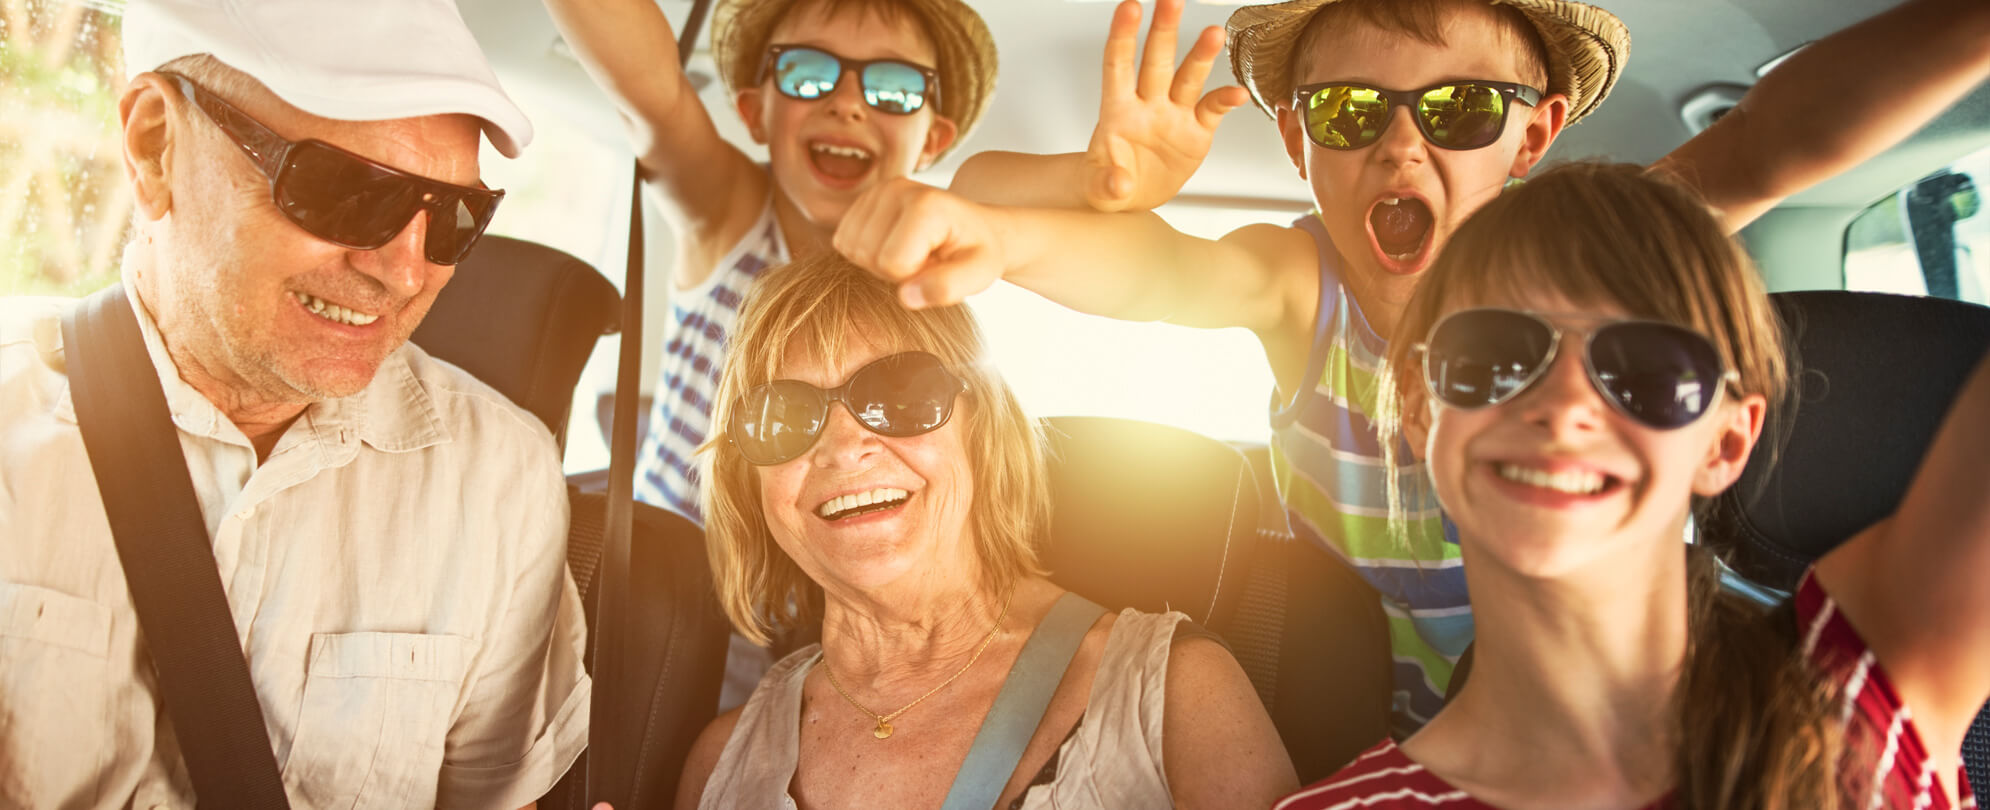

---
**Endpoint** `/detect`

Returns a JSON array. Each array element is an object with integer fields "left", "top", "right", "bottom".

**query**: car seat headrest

[
  {"left": 1704, "top": 291, "right": 1990, "bottom": 592},
  {"left": 1041, "top": 416, "right": 1260, "bottom": 626}
]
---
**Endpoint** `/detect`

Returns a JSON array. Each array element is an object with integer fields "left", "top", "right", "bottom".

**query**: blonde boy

[{"left": 834, "top": 0, "right": 1990, "bottom": 730}]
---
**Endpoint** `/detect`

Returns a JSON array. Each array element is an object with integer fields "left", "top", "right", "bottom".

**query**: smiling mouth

[
  {"left": 1368, "top": 196, "right": 1434, "bottom": 265},
  {"left": 809, "top": 141, "right": 875, "bottom": 182},
  {"left": 292, "top": 291, "right": 379, "bottom": 327},
  {"left": 1495, "top": 463, "right": 1620, "bottom": 496},
  {"left": 816, "top": 487, "right": 910, "bottom": 521}
]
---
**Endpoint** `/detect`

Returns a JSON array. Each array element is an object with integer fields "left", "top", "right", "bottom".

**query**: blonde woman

[{"left": 670, "top": 253, "right": 1296, "bottom": 809}]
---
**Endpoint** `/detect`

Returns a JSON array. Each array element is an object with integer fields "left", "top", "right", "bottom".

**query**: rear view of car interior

[{"left": 3, "top": 0, "right": 1987, "bottom": 805}]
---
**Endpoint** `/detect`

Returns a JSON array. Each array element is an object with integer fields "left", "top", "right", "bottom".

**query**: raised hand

[
  {"left": 1083, "top": 0, "right": 1250, "bottom": 213},
  {"left": 834, "top": 178, "right": 1012, "bottom": 309}
]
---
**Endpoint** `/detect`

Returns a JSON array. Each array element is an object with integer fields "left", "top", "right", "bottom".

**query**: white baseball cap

[{"left": 122, "top": 0, "right": 533, "bottom": 158}]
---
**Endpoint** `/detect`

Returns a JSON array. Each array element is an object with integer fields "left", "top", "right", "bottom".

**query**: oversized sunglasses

[
  {"left": 757, "top": 44, "right": 940, "bottom": 116},
  {"left": 1415, "top": 308, "right": 1740, "bottom": 430},
  {"left": 1294, "top": 80, "right": 1542, "bottom": 151},
  {"left": 729, "top": 351, "right": 968, "bottom": 465},
  {"left": 162, "top": 71, "right": 503, "bottom": 266}
]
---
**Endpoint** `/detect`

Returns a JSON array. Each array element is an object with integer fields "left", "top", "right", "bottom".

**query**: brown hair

[
  {"left": 1374, "top": 162, "right": 1841, "bottom": 809},
  {"left": 700, "top": 252, "right": 1049, "bottom": 645},
  {"left": 1292, "top": 0, "right": 1550, "bottom": 91}
]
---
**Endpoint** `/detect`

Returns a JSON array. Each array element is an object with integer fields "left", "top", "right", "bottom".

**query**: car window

[
  {"left": 1843, "top": 142, "right": 1990, "bottom": 304},
  {"left": 0, "top": 3, "right": 127, "bottom": 298}
]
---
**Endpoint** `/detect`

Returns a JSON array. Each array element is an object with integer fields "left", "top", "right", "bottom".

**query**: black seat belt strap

[{"left": 61, "top": 285, "right": 291, "bottom": 809}]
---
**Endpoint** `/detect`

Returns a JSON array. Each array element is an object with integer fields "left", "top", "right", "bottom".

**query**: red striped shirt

[{"left": 1276, "top": 573, "right": 1976, "bottom": 810}]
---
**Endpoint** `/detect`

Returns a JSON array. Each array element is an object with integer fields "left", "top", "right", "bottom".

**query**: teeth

[
  {"left": 1497, "top": 463, "right": 1606, "bottom": 495},
  {"left": 812, "top": 143, "right": 873, "bottom": 160},
  {"left": 817, "top": 487, "right": 909, "bottom": 519},
  {"left": 1379, "top": 196, "right": 1403, "bottom": 205},
  {"left": 291, "top": 291, "right": 380, "bottom": 327}
]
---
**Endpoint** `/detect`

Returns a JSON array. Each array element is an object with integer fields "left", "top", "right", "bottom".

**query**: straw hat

[
  {"left": 1227, "top": 0, "right": 1629, "bottom": 126},
  {"left": 711, "top": 0, "right": 997, "bottom": 158}
]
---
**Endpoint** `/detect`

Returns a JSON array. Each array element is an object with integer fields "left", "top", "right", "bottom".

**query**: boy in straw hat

[
  {"left": 543, "top": 0, "right": 996, "bottom": 709},
  {"left": 835, "top": 0, "right": 1990, "bottom": 736},
  {"left": 543, "top": 0, "right": 995, "bottom": 527}
]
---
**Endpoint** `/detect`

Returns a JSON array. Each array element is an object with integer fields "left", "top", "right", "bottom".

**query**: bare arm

[
  {"left": 834, "top": 179, "right": 1313, "bottom": 336},
  {"left": 1654, "top": 0, "right": 1990, "bottom": 233},
  {"left": 1162, "top": 636, "right": 1299, "bottom": 809},
  {"left": 670, "top": 707, "right": 743, "bottom": 810},
  {"left": 1815, "top": 353, "right": 1990, "bottom": 770},
  {"left": 948, "top": 0, "right": 1246, "bottom": 213},
  {"left": 542, "top": 0, "right": 766, "bottom": 252}
]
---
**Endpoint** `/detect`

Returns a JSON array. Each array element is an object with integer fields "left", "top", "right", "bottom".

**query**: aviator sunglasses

[
  {"left": 729, "top": 351, "right": 968, "bottom": 465},
  {"left": 1416, "top": 308, "right": 1740, "bottom": 430},
  {"left": 758, "top": 44, "right": 940, "bottom": 116},
  {"left": 1294, "top": 80, "right": 1542, "bottom": 151},
  {"left": 162, "top": 71, "right": 503, "bottom": 266}
]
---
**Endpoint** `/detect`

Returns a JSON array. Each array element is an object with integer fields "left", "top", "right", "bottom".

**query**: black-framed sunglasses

[
  {"left": 756, "top": 44, "right": 940, "bottom": 116},
  {"left": 729, "top": 351, "right": 969, "bottom": 466},
  {"left": 1294, "top": 80, "right": 1543, "bottom": 151},
  {"left": 1415, "top": 308, "right": 1740, "bottom": 430},
  {"left": 161, "top": 71, "right": 504, "bottom": 266}
]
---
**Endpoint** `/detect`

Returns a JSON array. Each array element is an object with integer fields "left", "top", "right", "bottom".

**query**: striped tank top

[
  {"left": 635, "top": 198, "right": 788, "bottom": 523},
  {"left": 1268, "top": 214, "right": 1469, "bottom": 733}
]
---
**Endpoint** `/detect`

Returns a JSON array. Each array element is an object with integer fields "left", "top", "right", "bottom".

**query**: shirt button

[{"left": 236, "top": 505, "right": 255, "bottom": 520}]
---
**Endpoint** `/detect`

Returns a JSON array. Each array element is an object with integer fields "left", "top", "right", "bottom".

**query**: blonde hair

[
  {"left": 1374, "top": 162, "right": 1840, "bottom": 809},
  {"left": 700, "top": 253, "right": 1048, "bottom": 645}
]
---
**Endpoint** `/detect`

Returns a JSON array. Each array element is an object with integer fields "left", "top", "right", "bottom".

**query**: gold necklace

[{"left": 820, "top": 589, "right": 1014, "bottom": 740}]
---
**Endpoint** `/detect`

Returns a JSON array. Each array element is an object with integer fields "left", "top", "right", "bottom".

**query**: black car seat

[
  {"left": 1701, "top": 290, "right": 1990, "bottom": 796},
  {"left": 411, "top": 235, "right": 731, "bottom": 808},
  {"left": 1043, "top": 416, "right": 1392, "bottom": 783}
]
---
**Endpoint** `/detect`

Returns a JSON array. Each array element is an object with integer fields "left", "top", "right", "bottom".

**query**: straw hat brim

[
  {"left": 710, "top": 0, "right": 997, "bottom": 158},
  {"left": 1227, "top": 0, "right": 1629, "bottom": 126}
]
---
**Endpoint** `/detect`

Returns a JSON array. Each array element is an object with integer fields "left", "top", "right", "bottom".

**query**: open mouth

[
  {"left": 1366, "top": 196, "right": 1434, "bottom": 272},
  {"left": 816, "top": 487, "right": 910, "bottom": 521},
  {"left": 1494, "top": 462, "right": 1624, "bottom": 497},
  {"left": 808, "top": 141, "right": 875, "bottom": 183},
  {"left": 292, "top": 291, "right": 380, "bottom": 327}
]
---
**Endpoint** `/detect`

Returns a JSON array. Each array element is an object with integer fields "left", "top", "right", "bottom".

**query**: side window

[
  {"left": 0, "top": 5, "right": 127, "bottom": 297},
  {"left": 1843, "top": 143, "right": 1989, "bottom": 304}
]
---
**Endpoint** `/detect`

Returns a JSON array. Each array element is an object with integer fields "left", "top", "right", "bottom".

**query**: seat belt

[
  {"left": 939, "top": 592, "right": 1109, "bottom": 810},
  {"left": 60, "top": 285, "right": 292, "bottom": 809}
]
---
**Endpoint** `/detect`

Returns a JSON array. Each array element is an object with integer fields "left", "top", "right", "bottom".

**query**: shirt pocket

[
  {"left": 284, "top": 631, "right": 472, "bottom": 810},
  {"left": 0, "top": 583, "right": 114, "bottom": 806}
]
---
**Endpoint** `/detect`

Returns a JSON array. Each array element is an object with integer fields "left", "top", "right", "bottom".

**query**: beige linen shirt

[{"left": 0, "top": 277, "right": 590, "bottom": 809}]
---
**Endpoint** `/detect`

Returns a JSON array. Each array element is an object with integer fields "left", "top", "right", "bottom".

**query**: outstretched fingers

[
  {"left": 1101, "top": 0, "right": 1142, "bottom": 101},
  {"left": 1135, "top": 0, "right": 1186, "bottom": 101},
  {"left": 1169, "top": 25, "right": 1226, "bottom": 106},
  {"left": 1196, "top": 85, "right": 1251, "bottom": 130}
]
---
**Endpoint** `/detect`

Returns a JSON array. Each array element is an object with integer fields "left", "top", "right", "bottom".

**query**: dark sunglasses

[
  {"left": 729, "top": 351, "right": 968, "bottom": 465},
  {"left": 1415, "top": 308, "right": 1740, "bottom": 430},
  {"left": 757, "top": 44, "right": 940, "bottom": 116},
  {"left": 1294, "top": 80, "right": 1542, "bottom": 151},
  {"left": 161, "top": 71, "right": 503, "bottom": 266}
]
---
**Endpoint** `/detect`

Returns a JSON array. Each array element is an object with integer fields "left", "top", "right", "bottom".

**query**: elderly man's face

[{"left": 154, "top": 77, "right": 483, "bottom": 402}]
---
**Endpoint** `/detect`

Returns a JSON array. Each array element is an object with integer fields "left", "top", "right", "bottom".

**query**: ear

[
  {"left": 1275, "top": 105, "right": 1309, "bottom": 181},
  {"left": 120, "top": 73, "right": 179, "bottom": 222},
  {"left": 1507, "top": 92, "right": 1569, "bottom": 178},
  {"left": 735, "top": 87, "right": 770, "bottom": 145},
  {"left": 914, "top": 114, "right": 960, "bottom": 172},
  {"left": 1401, "top": 381, "right": 1435, "bottom": 462},
  {"left": 1692, "top": 393, "right": 1767, "bottom": 497}
]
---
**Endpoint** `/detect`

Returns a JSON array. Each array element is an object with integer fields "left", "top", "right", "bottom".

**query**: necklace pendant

[{"left": 873, "top": 720, "right": 893, "bottom": 739}]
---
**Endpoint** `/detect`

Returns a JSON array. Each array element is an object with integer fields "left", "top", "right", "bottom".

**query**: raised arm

[
  {"left": 542, "top": 0, "right": 766, "bottom": 250},
  {"left": 834, "top": 178, "right": 1313, "bottom": 336},
  {"left": 1654, "top": 0, "right": 1990, "bottom": 233},
  {"left": 948, "top": 0, "right": 1246, "bottom": 213},
  {"left": 1815, "top": 353, "right": 1990, "bottom": 775}
]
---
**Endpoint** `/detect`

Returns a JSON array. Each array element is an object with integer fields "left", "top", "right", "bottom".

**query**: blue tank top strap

[{"left": 1271, "top": 214, "right": 1346, "bottom": 430}]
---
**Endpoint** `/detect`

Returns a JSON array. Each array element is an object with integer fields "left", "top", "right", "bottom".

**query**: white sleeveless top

[{"left": 699, "top": 608, "right": 1185, "bottom": 809}]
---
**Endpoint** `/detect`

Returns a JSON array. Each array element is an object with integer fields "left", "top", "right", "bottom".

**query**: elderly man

[{"left": 0, "top": 0, "right": 587, "bottom": 807}]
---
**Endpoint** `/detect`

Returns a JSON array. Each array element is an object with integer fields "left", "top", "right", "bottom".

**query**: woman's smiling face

[
  {"left": 1414, "top": 289, "right": 1767, "bottom": 581},
  {"left": 754, "top": 327, "right": 979, "bottom": 598}
]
